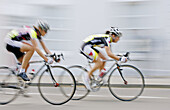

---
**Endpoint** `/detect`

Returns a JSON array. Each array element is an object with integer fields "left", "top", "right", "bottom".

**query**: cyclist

[
  {"left": 4, "top": 19, "right": 53, "bottom": 81},
  {"left": 81, "top": 27, "right": 127, "bottom": 91}
]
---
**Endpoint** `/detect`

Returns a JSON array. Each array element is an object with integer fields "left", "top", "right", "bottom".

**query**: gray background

[{"left": 0, "top": 0, "right": 170, "bottom": 78}]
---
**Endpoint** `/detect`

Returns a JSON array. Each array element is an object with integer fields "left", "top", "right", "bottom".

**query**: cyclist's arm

[
  {"left": 101, "top": 37, "right": 120, "bottom": 61},
  {"left": 39, "top": 40, "right": 52, "bottom": 55},
  {"left": 105, "top": 46, "right": 120, "bottom": 61},
  {"left": 30, "top": 38, "right": 48, "bottom": 62}
]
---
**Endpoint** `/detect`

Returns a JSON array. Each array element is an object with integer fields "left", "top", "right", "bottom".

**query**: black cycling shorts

[{"left": 6, "top": 44, "right": 25, "bottom": 59}]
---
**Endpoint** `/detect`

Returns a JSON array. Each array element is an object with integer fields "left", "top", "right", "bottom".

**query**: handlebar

[
  {"left": 46, "top": 53, "right": 64, "bottom": 62},
  {"left": 124, "top": 52, "right": 130, "bottom": 57},
  {"left": 117, "top": 52, "right": 130, "bottom": 59},
  {"left": 29, "top": 53, "right": 64, "bottom": 64},
  {"left": 101, "top": 52, "right": 130, "bottom": 63}
]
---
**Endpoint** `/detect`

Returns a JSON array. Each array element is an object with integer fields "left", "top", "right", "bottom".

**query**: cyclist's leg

[
  {"left": 6, "top": 40, "right": 32, "bottom": 81},
  {"left": 17, "top": 56, "right": 30, "bottom": 72},
  {"left": 20, "top": 43, "right": 35, "bottom": 71},
  {"left": 98, "top": 52, "right": 107, "bottom": 73},
  {"left": 88, "top": 57, "right": 103, "bottom": 77},
  {"left": 17, "top": 43, "right": 35, "bottom": 81},
  {"left": 83, "top": 45, "right": 101, "bottom": 77},
  {"left": 82, "top": 46, "right": 107, "bottom": 90},
  {"left": 83, "top": 45, "right": 107, "bottom": 77},
  {"left": 18, "top": 42, "right": 34, "bottom": 72}
]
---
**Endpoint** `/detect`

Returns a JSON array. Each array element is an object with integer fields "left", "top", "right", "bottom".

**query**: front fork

[
  {"left": 116, "top": 64, "right": 127, "bottom": 85},
  {"left": 46, "top": 65, "right": 59, "bottom": 87}
]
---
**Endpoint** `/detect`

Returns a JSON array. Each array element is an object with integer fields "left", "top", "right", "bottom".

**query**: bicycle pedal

[{"left": 91, "top": 83, "right": 97, "bottom": 88}]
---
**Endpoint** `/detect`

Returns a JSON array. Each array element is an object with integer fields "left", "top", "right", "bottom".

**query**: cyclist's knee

[
  {"left": 20, "top": 44, "right": 35, "bottom": 52},
  {"left": 30, "top": 46, "right": 35, "bottom": 52},
  {"left": 95, "top": 58, "right": 103, "bottom": 66},
  {"left": 98, "top": 52, "right": 107, "bottom": 60},
  {"left": 27, "top": 63, "right": 30, "bottom": 67},
  {"left": 27, "top": 45, "right": 36, "bottom": 52}
]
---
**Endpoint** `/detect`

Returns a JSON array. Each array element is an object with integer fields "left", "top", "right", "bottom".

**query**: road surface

[{"left": 0, "top": 87, "right": 170, "bottom": 110}]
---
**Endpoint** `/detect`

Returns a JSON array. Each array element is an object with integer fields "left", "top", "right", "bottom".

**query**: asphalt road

[{"left": 0, "top": 87, "right": 170, "bottom": 110}]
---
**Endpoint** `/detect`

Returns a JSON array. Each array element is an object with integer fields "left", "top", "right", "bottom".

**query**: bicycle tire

[
  {"left": 108, "top": 64, "right": 145, "bottom": 101},
  {"left": 0, "top": 67, "right": 20, "bottom": 105},
  {"left": 38, "top": 65, "right": 76, "bottom": 105},
  {"left": 68, "top": 65, "right": 90, "bottom": 100}
]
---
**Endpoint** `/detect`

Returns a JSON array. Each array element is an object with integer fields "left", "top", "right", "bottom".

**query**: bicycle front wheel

[
  {"left": 108, "top": 64, "right": 145, "bottom": 101},
  {"left": 0, "top": 67, "right": 20, "bottom": 105},
  {"left": 38, "top": 65, "right": 76, "bottom": 105}
]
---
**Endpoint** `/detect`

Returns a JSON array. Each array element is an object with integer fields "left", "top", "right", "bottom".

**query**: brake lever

[
  {"left": 124, "top": 52, "right": 130, "bottom": 60},
  {"left": 124, "top": 52, "right": 130, "bottom": 57},
  {"left": 55, "top": 53, "right": 64, "bottom": 62},
  {"left": 47, "top": 53, "right": 64, "bottom": 62},
  {"left": 61, "top": 53, "right": 64, "bottom": 60}
]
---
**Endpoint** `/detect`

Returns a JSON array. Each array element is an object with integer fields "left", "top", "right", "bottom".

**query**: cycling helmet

[
  {"left": 37, "top": 19, "right": 50, "bottom": 32},
  {"left": 110, "top": 27, "right": 122, "bottom": 37}
]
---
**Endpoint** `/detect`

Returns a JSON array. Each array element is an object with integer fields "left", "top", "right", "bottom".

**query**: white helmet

[
  {"left": 37, "top": 19, "right": 50, "bottom": 32},
  {"left": 110, "top": 27, "right": 122, "bottom": 37}
]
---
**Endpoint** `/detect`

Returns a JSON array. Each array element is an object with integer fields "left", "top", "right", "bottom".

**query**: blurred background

[{"left": 0, "top": 0, "right": 170, "bottom": 80}]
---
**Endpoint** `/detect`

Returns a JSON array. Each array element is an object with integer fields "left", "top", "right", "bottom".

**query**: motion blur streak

[{"left": 0, "top": 0, "right": 170, "bottom": 90}]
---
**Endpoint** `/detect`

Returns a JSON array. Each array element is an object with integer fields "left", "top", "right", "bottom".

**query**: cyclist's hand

[
  {"left": 53, "top": 57, "right": 60, "bottom": 62},
  {"left": 47, "top": 58, "right": 54, "bottom": 64},
  {"left": 56, "top": 58, "right": 60, "bottom": 62},
  {"left": 52, "top": 55, "right": 60, "bottom": 62},
  {"left": 119, "top": 56, "right": 128, "bottom": 63}
]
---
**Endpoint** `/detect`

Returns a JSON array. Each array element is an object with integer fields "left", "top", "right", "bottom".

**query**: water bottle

[
  {"left": 99, "top": 68, "right": 106, "bottom": 78},
  {"left": 29, "top": 69, "right": 35, "bottom": 79},
  {"left": 16, "top": 63, "right": 21, "bottom": 73}
]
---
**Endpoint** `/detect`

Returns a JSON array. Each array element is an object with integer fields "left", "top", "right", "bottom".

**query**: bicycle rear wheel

[
  {"left": 0, "top": 67, "right": 20, "bottom": 105},
  {"left": 38, "top": 65, "right": 76, "bottom": 105},
  {"left": 68, "top": 65, "right": 89, "bottom": 100},
  {"left": 108, "top": 64, "right": 145, "bottom": 101}
]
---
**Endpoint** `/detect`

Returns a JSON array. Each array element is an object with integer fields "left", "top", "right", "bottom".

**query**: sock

[{"left": 19, "top": 68, "right": 25, "bottom": 73}]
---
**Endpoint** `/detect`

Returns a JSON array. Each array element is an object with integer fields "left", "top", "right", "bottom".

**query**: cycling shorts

[
  {"left": 81, "top": 43, "right": 99, "bottom": 61},
  {"left": 5, "top": 38, "right": 25, "bottom": 59}
]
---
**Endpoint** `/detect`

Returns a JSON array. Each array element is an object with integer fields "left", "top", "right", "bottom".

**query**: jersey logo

[
  {"left": 89, "top": 52, "right": 93, "bottom": 56},
  {"left": 22, "top": 37, "right": 26, "bottom": 40}
]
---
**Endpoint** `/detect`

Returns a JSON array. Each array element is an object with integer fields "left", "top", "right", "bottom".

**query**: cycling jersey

[
  {"left": 83, "top": 34, "right": 112, "bottom": 48},
  {"left": 7, "top": 26, "right": 41, "bottom": 41},
  {"left": 81, "top": 34, "right": 113, "bottom": 61},
  {"left": 5, "top": 26, "right": 41, "bottom": 59}
]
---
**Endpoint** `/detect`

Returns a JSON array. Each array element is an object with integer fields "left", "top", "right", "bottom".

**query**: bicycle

[
  {"left": 68, "top": 51, "right": 145, "bottom": 101},
  {"left": 0, "top": 53, "right": 76, "bottom": 105}
]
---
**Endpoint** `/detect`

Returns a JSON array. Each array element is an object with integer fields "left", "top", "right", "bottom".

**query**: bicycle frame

[
  {"left": 23, "top": 53, "right": 63, "bottom": 87},
  {"left": 87, "top": 59, "right": 127, "bottom": 84},
  {"left": 24, "top": 60, "right": 59, "bottom": 88}
]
